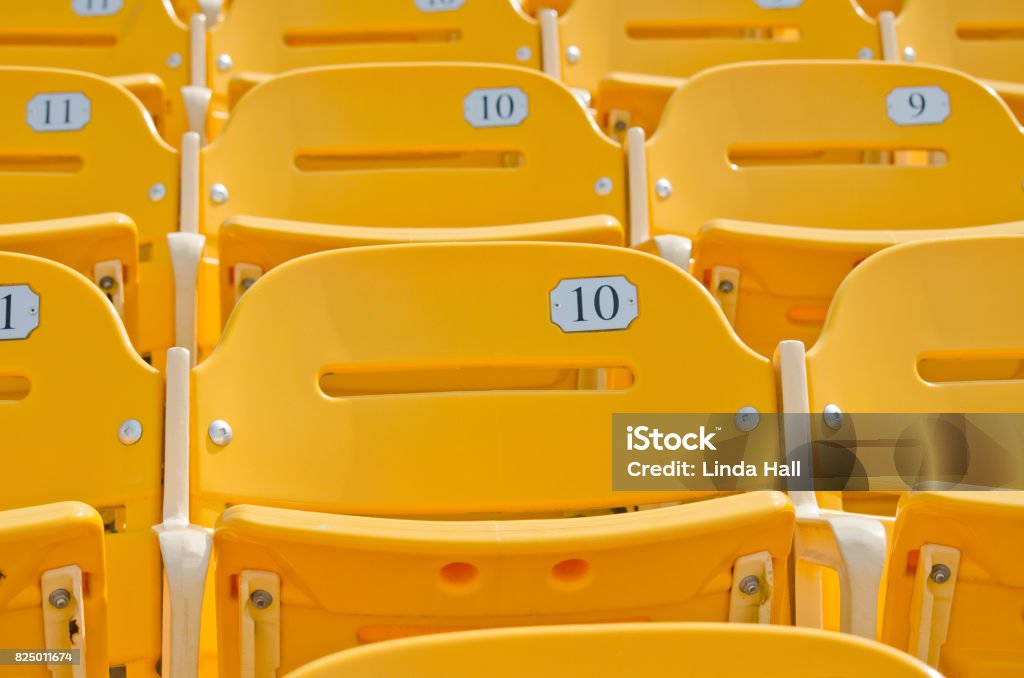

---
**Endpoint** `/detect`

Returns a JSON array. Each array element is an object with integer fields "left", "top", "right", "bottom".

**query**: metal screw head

[
  {"left": 99, "top": 276, "right": 116, "bottom": 291},
  {"left": 655, "top": 178, "right": 673, "bottom": 199},
  {"left": 613, "top": 120, "right": 628, "bottom": 132},
  {"left": 209, "top": 420, "right": 233, "bottom": 446},
  {"left": 740, "top": 575, "right": 760, "bottom": 595},
  {"left": 167, "top": 53, "right": 183, "bottom": 69},
  {"left": 515, "top": 46, "right": 532, "bottom": 62},
  {"left": 902, "top": 46, "right": 916, "bottom": 62},
  {"left": 49, "top": 589, "right": 71, "bottom": 609},
  {"left": 823, "top": 404, "right": 844, "bottom": 431},
  {"left": 210, "top": 183, "right": 230, "bottom": 204},
  {"left": 594, "top": 177, "right": 613, "bottom": 196},
  {"left": 250, "top": 589, "right": 273, "bottom": 609},
  {"left": 240, "top": 278, "right": 256, "bottom": 291},
  {"left": 736, "top": 407, "right": 760, "bottom": 432},
  {"left": 149, "top": 183, "right": 167, "bottom": 202},
  {"left": 216, "top": 53, "right": 233, "bottom": 72},
  {"left": 930, "top": 564, "right": 952, "bottom": 584},
  {"left": 566, "top": 45, "right": 581, "bottom": 64},
  {"left": 717, "top": 279, "right": 735, "bottom": 294},
  {"left": 858, "top": 47, "right": 874, "bottom": 60},
  {"left": 118, "top": 419, "right": 143, "bottom": 446}
]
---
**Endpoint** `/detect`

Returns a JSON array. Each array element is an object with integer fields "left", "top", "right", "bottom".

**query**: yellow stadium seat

[
  {"left": 645, "top": 62, "right": 1024, "bottom": 241},
  {"left": 690, "top": 220, "right": 1024, "bottom": 358},
  {"left": 882, "top": 492, "right": 1024, "bottom": 675},
  {"left": 859, "top": 0, "right": 906, "bottom": 17},
  {"left": 217, "top": 215, "right": 624, "bottom": 326},
  {"left": 0, "top": 0, "right": 195, "bottom": 145},
  {"left": 197, "top": 64, "right": 628, "bottom": 358},
  {"left": 550, "top": 1, "right": 882, "bottom": 136},
  {"left": 520, "top": 0, "right": 573, "bottom": 18},
  {"left": 0, "top": 502, "right": 109, "bottom": 678},
  {"left": 0, "top": 68, "right": 180, "bottom": 365},
  {"left": 776, "top": 235, "right": 1024, "bottom": 638},
  {"left": 192, "top": 242, "right": 779, "bottom": 525},
  {"left": 893, "top": 1, "right": 1024, "bottom": 121},
  {"left": 287, "top": 623, "right": 940, "bottom": 678},
  {"left": 0, "top": 252, "right": 164, "bottom": 676},
  {"left": 206, "top": 0, "right": 541, "bottom": 132},
  {"left": 214, "top": 495, "right": 795, "bottom": 676}
]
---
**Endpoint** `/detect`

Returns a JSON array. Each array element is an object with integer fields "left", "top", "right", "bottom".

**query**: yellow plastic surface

[
  {"left": 208, "top": 0, "right": 540, "bottom": 129},
  {"left": 215, "top": 494, "right": 795, "bottom": 676},
  {"left": 557, "top": 0, "right": 879, "bottom": 95},
  {"left": 0, "top": 252, "right": 164, "bottom": 675},
  {"left": 0, "top": 0, "right": 192, "bottom": 145},
  {"left": 198, "top": 63, "right": 626, "bottom": 357},
  {"left": 691, "top": 220, "right": 1024, "bottom": 357},
  {"left": 520, "top": 0, "right": 573, "bottom": 17},
  {"left": 0, "top": 67, "right": 179, "bottom": 363},
  {"left": 896, "top": 1, "right": 1024, "bottom": 85},
  {"left": 288, "top": 622, "right": 938, "bottom": 678},
  {"left": 594, "top": 72, "right": 684, "bottom": 140},
  {"left": 0, "top": 502, "right": 108, "bottom": 678},
  {"left": 883, "top": 492, "right": 1024, "bottom": 676},
  {"left": 859, "top": 0, "right": 905, "bottom": 17},
  {"left": 192, "top": 242, "right": 776, "bottom": 525},
  {"left": 216, "top": 214, "right": 624, "bottom": 328},
  {"left": 648, "top": 62, "right": 1024, "bottom": 238}
]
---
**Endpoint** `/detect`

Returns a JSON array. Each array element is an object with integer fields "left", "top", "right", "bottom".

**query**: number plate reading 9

[
  {"left": 550, "top": 277, "right": 638, "bottom": 333},
  {"left": 887, "top": 86, "right": 950, "bottom": 126},
  {"left": 464, "top": 87, "right": 529, "bottom": 128},
  {"left": 0, "top": 285, "right": 40, "bottom": 341}
]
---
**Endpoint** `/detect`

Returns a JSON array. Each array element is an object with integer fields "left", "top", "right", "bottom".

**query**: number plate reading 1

[
  {"left": 464, "top": 88, "right": 529, "bottom": 128},
  {"left": 0, "top": 285, "right": 40, "bottom": 341},
  {"left": 756, "top": 0, "right": 803, "bottom": 8},
  {"left": 415, "top": 0, "right": 465, "bottom": 12},
  {"left": 550, "top": 277, "right": 638, "bottom": 333},
  {"left": 27, "top": 93, "right": 91, "bottom": 132},
  {"left": 887, "top": 86, "right": 951, "bottom": 126},
  {"left": 72, "top": 0, "right": 124, "bottom": 16}
]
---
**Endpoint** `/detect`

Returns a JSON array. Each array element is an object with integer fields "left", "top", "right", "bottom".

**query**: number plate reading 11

[
  {"left": 464, "top": 87, "right": 529, "bottom": 128},
  {"left": 887, "top": 86, "right": 950, "bottom": 126},
  {"left": 550, "top": 276, "right": 638, "bottom": 333},
  {"left": 0, "top": 285, "right": 40, "bottom": 341}
]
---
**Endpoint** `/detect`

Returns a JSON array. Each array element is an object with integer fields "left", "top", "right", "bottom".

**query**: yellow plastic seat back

[
  {"left": 288, "top": 623, "right": 939, "bottom": 678},
  {"left": 691, "top": 220, "right": 1024, "bottom": 357},
  {"left": 217, "top": 214, "right": 624, "bottom": 329},
  {"left": 0, "top": 502, "right": 109, "bottom": 678},
  {"left": 192, "top": 243, "right": 777, "bottom": 525},
  {"left": 647, "top": 62, "right": 1024, "bottom": 238},
  {"left": 0, "top": 252, "right": 164, "bottom": 675},
  {"left": 0, "top": 0, "right": 192, "bottom": 144},
  {"left": 209, "top": 0, "right": 540, "bottom": 126},
  {"left": 0, "top": 67, "right": 180, "bottom": 362},
  {"left": 215, "top": 495, "right": 795, "bottom": 675},
  {"left": 882, "top": 492, "right": 1024, "bottom": 674},
  {"left": 896, "top": 1, "right": 1024, "bottom": 85},
  {"left": 557, "top": 0, "right": 880, "bottom": 94}
]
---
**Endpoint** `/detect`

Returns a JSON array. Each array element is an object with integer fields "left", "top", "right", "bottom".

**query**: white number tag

[
  {"left": 72, "top": 0, "right": 124, "bottom": 16},
  {"left": 0, "top": 285, "right": 40, "bottom": 341},
  {"left": 887, "top": 86, "right": 951, "bottom": 126},
  {"left": 464, "top": 87, "right": 529, "bottom": 128},
  {"left": 756, "top": 0, "right": 803, "bottom": 8},
  {"left": 550, "top": 276, "right": 638, "bottom": 333},
  {"left": 415, "top": 0, "right": 465, "bottom": 11},
  {"left": 27, "top": 93, "right": 91, "bottom": 132}
]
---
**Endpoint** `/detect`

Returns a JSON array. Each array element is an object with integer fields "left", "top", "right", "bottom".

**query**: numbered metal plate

[
  {"left": 415, "top": 0, "right": 465, "bottom": 11},
  {"left": 464, "top": 87, "right": 529, "bottom": 128},
  {"left": 0, "top": 285, "right": 40, "bottom": 341},
  {"left": 887, "top": 86, "right": 951, "bottom": 126},
  {"left": 72, "top": 0, "right": 124, "bottom": 16},
  {"left": 27, "top": 93, "right": 91, "bottom": 132},
  {"left": 550, "top": 276, "right": 638, "bottom": 333},
  {"left": 756, "top": 0, "right": 803, "bottom": 8}
]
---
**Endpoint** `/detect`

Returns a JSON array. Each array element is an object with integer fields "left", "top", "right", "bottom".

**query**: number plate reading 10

[
  {"left": 756, "top": 0, "right": 804, "bottom": 8},
  {"left": 0, "top": 285, "right": 40, "bottom": 341},
  {"left": 415, "top": 0, "right": 465, "bottom": 11},
  {"left": 72, "top": 0, "right": 124, "bottom": 16},
  {"left": 887, "top": 86, "right": 951, "bottom": 126},
  {"left": 550, "top": 277, "right": 638, "bottom": 333},
  {"left": 464, "top": 87, "right": 529, "bottom": 128}
]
